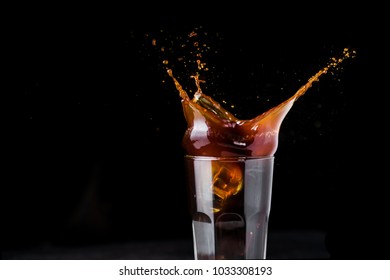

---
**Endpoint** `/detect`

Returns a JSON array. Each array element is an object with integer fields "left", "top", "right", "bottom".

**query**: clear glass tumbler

[{"left": 184, "top": 155, "right": 274, "bottom": 260}]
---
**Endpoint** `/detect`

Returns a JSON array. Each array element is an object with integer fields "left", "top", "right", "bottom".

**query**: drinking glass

[{"left": 184, "top": 155, "right": 274, "bottom": 259}]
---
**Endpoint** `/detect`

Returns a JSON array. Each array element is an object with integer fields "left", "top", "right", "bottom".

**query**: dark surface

[
  {"left": 3, "top": 7, "right": 389, "bottom": 260},
  {"left": 1, "top": 230, "right": 329, "bottom": 260}
]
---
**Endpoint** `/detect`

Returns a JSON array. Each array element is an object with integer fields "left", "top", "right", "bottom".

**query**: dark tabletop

[{"left": 1, "top": 230, "right": 329, "bottom": 260}]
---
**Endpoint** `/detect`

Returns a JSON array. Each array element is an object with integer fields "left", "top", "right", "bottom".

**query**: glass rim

[{"left": 184, "top": 155, "right": 274, "bottom": 161}]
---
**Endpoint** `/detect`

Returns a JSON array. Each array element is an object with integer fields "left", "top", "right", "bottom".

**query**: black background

[{"left": 3, "top": 6, "right": 389, "bottom": 259}]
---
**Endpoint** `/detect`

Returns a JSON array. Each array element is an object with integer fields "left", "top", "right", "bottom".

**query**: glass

[{"left": 185, "top": 155, "right": 274, "bottom": 260}]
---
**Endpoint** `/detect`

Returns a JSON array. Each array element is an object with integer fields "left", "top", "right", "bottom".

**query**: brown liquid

[{"left": 168, "top": 47, "right": 356, "bottom": 157}]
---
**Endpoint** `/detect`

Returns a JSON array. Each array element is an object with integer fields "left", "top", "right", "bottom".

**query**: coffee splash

[{"left": 167, "top": 47, "right": 356, "bottom": 157}]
